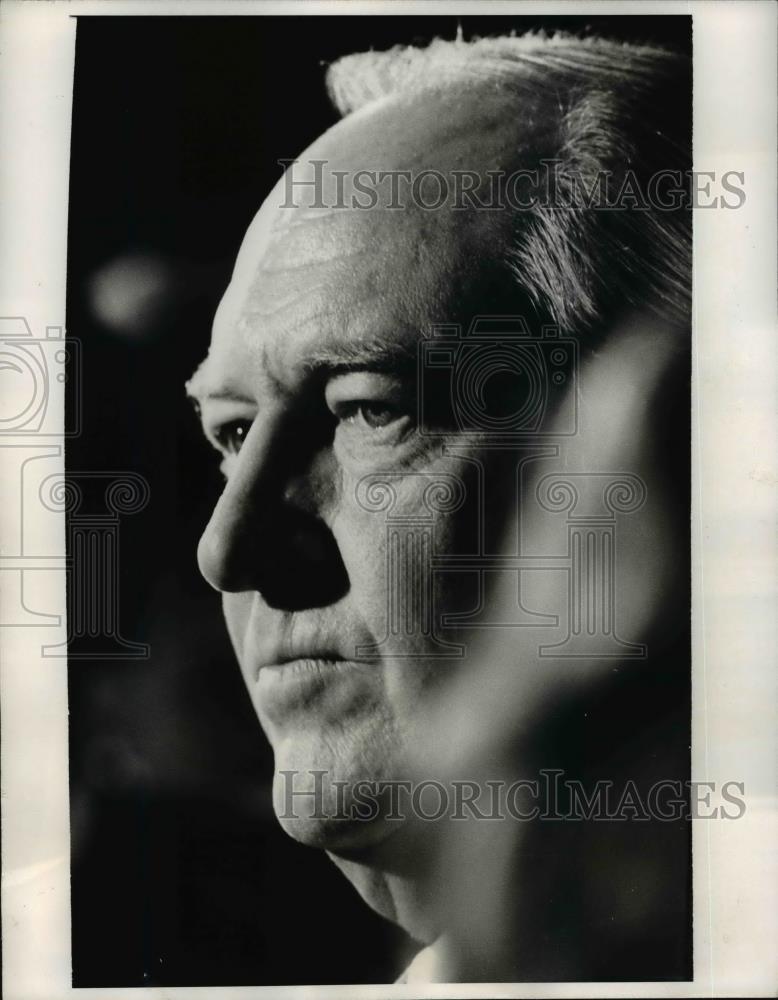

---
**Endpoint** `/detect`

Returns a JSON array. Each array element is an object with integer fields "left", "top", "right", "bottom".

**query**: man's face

[
  {"left": 190, "top": 86, "right": 530, "bottom": 848},
  {"left": 190, "top": 85, "right": 679, "bottom": 852}
]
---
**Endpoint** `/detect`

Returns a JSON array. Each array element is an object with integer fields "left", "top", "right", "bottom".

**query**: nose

[{"left": 197, "top": 409, "right": 349, "bottom": 610}]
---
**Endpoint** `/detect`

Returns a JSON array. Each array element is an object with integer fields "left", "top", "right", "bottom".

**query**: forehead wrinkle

[
  {"left": 257, "top": 244, "right": 364, "bottom": 277},
  {"left": 243, "top": 279, "right": 332, "bottom": 325},
  {"left": 269, "top": 203, "right": 363, "bottom": 234},
  {"left": 243, "top": 247, "right": 380, "bottom": 328},
  {"left": 242, "top": 278, "right": 410, "bottom": 353},
  {"left": 240, "top": 234, "right": 380, "bottom": 330},
  {"left": 236, "top": 287, "right": 419, "bottom": 392},
  {"left": 250, "top": 279, "right": 396, "bottom": 333},
  {"left": 260, "top": 214, "right": 375, "bottom": 276},
  {"left": 237, "top": 300, "right": 366, "bottom": 377}
]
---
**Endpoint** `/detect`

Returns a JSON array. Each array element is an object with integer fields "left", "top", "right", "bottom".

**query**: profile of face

[{"left": 189, "top": 80, "right": 686, "bottom": 859}]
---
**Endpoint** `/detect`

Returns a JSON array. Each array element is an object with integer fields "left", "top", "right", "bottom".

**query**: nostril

[
  {"left": 291, "top": 522, "right": 330, "bottom": 562},
  {"left": 260, "top": 514, "right": 350, "bottom": 610},
  {"left": 197, "top": 489, "right": 350, "bottom": 606}
]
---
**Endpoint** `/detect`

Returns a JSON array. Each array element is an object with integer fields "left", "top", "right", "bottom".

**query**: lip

[
  {"left": 249, "top": 628, "right": 376, "bottom": 682},
  {"left": 255, "top": 656, "right": 373, "bottom": 717},
  {"left": 260, "top": 656, "right": 365, "bottom": 678}
]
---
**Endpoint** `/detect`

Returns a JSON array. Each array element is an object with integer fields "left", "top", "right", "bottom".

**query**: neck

[{"left": 326, "top": 822, "right": 442, "bottom": 943}]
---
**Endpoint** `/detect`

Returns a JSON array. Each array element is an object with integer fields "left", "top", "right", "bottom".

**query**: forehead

[{"left": 195, "top": 83, "right": 543, "bottom": 397}]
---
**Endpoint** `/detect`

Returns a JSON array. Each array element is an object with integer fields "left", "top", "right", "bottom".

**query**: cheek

[
  {"left": 331, "top": 501, "right": 389, "bottom": 621},
  {"left": 331, "top": 467, "right": 480, "bottom": 652}
]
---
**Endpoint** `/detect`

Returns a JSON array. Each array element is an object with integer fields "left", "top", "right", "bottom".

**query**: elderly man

[{"left": 188, "top": 33, "right": 691, "bottom": 982}]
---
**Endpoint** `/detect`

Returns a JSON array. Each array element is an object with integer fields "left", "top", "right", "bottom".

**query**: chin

[
  {"left": 274, "top": 800, "right": 398, "bottom": 853},
  {"left": 269, "top": 728, "right": 402, "bottom": 852}
]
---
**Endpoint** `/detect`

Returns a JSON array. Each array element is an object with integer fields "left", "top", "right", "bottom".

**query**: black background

[{"left": 68, "top": 14, "right": 692, "bottom": 987}]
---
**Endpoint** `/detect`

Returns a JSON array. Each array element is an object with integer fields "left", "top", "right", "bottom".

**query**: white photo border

[{"left": 1, "top": 1, "right": 775, "bottom": 997}]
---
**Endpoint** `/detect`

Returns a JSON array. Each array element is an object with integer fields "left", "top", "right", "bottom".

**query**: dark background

[{"left": 67, "top": 14, "right": 692, "bottom": 987}]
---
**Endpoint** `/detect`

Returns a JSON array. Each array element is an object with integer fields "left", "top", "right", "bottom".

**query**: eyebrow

[
  {"left": 187, "top": 386, "right": 255, "bottom": 404},
  {"left": 186, "top": 335, "right": 417, "bottom": 408},
  {"left": 184, "top": 362, "right": 256, "bottom": 411},
  {"left": 302, "top": 337, "right": 417, "bottom": 374}
]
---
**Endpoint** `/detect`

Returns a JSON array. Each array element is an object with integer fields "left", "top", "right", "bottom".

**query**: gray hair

[{"left": 326, "top": 32, "right": 692, "bottom": 335}]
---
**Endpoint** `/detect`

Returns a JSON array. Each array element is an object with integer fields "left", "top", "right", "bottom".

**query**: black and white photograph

[{"left": 0, "top": 2, "right": 775, "bottom": 997}]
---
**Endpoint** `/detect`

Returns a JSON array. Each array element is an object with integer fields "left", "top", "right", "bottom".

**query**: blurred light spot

[{"left": 88, "top": 252, "right": 177, "bottom": 337}]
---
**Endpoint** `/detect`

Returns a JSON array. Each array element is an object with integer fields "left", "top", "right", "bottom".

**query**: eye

[
  {"left": 339, "top": 401, "right": 405, "bottom": 430},
  {"left": 325, "top": 372, "right": 415, "bottom": 446},
  {"left": 213, "top": 419, "right": 253, "bottom": 455}
]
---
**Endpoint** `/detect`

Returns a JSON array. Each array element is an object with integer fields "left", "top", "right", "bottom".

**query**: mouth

[
  {"left": 254, "top": 655, "right": 374, "bottom": 720},
  {"left": 250, "top": 626, "right": 378, "bottom": 680},
  {"left": 261, "top": 656, "right": 362, "bottom": 678},
  {"left": 253, "top": 644, "right": 371, "bottom": 678}
]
